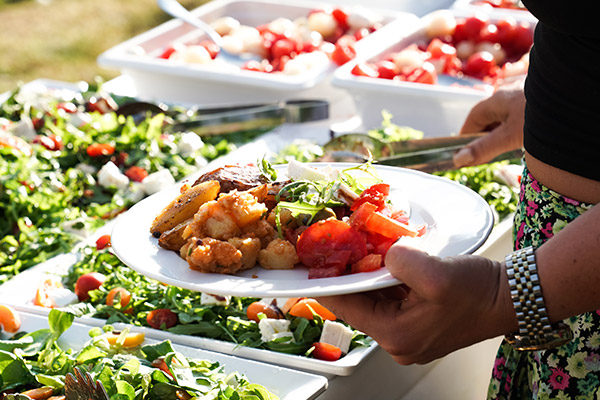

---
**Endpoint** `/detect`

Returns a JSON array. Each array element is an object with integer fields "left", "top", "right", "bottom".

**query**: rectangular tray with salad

[
  {"left": 0, "top": 237, "right": 377, "bottom": 377},
  {"left": 0, "top": 308, "right": 328, "bottom": 399},
  {"left": 0, "top": 79, "right": 272, "bottom": 286}
]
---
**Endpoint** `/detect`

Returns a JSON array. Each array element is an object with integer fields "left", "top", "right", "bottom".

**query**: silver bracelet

[{"left": 504, "top": 246, "right": 572, "bottom": 351}]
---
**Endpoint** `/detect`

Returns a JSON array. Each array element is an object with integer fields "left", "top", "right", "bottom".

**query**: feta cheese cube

[
  {"left": 177, "top": 132, "right": 204, "bottom": 157},
  {"left": 259, "top": 318, "right": 292, "bottom": 342},
  {"left": 200, "top": 293, "right": 231, "bottom": 306},
  {"left": 97, "top": 161, "right": 129, "bottom": 191},
  {"left": 141, "top": 169, "right": 175, "bottom": 195},
  {"left": 319, "top": 320, "right": 354, "bottom": 354}
]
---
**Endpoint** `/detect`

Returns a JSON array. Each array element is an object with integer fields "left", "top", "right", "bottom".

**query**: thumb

[
  {"left": 453, "top": 125, "right": 519, "bottom": 167},
  {"left": 384, "top": 243, "right": 441, "bottom": 295}
]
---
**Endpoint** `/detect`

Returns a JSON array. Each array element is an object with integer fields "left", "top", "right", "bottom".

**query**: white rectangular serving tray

[
  {"left": 0, "top": 310, "right": 327, "bottom": 400},
  {"left": 97, "top": 0, "right": 418, "bottom": 110},
  {"left": 331, "top": 8, "right": 536, "bottom": 136}
]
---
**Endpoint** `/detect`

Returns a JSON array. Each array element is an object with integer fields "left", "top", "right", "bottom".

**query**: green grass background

[{"left": 0, "top": 0, "right": 206, "bottom": 93}]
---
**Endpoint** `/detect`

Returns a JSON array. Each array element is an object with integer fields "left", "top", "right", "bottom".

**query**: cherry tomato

[
  {"left": 312, "top": 342, "right": 342, "bottom": 361},
  {"left": 463, "top": 51, "right": 496, "bottom": 79},
  {"left": 510, "top": 22, "right": 533, "bottom": 56},
  {"left": 95, "top": 234, "right": 111, "bottom": 250},
  {"left": 331, "top": 8, "right": 349, "bottom": 30},
  {"left": 331, "top": 35, "right": 356, "bottom": 66},
  {"left": 354, "top": 27, "right": 371, "bottom": 41},
  {"left": 33, "top": 134, "right": 62, "bottom": 151},
  {"left": 405, "top": 62, "right": 437, "bottom": 84},
  {"left": 351, "top": 183, "right": 390, "bottom": 211},
  {"left": 57, "top": 102, "right": 78, "bottom": 113},
  {"left": 125, "top": 166, "right": 148, "bottom": 182},
  {"left": 463, "top": 13, "right": 489, "bottom": 41},
  {"left": 86, "top": 143, "right": 115, "bottom": 157},
  {"left": 478, "top": 23, "right": 499, "bottom": 44},
  {"left": 246, "top": 301, "right": 282, "bottom": 322},
  {"left": 106, "top": 287, "right": 131, "bottom": 308},
  {"left": 198, "top": 39, "right": 220, "bottom": 59},
  {"left": 75, "top": 272, "right": 106, "bottom": 301},
  {"left": 152, "top": 358, "right": 174, "bottom": 378},
  {"left": 147, "top": 309, "right": 178, "bottom": 329},
  {"left": 351, "top": 62, "right": 378, "bottom": 77},
  {"left": 376, "top": 60, "right": 398, "bottom": 80},
  {"left": 86, "top": 96, "right": 117, "bottom": 114},
  {"left": 270, "top": 38, "right": 298, "bottom": 60},
  {"left": 495, "top": 17, "right": 517, "bottom": 47},
  {"left": 296, "top": 219, "right": 367, "bottom": 273},
  {"left": 351, "top": 254, "right": 383, "bottom": 274}
]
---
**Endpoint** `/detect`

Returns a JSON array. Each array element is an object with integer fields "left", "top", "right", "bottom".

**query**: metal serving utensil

[
  {"left": 157, "top": 0, "right": 261, "bottom": 67},
  {"left": 64, "top": 367, "right": 109, "bottom": 400},
  {"left": 322, "top": 132, "right": 523, "bottom": 172}
]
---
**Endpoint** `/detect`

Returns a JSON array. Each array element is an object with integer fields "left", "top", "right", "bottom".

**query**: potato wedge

[
  {"left": 158, "top": 218, "right": 192, "bottom": 251},
  {"left": 150, "top": 180, "right": 220, "bottom": 237}
]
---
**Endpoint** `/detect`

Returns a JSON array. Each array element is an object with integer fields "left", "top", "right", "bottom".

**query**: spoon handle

[{"left": 156, "top": 0, "right": 222, "bottom": 46}]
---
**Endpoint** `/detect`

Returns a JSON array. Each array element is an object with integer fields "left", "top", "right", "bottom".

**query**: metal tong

[{"left": 322, "top": 132, "right": 523, "bottom": 172}]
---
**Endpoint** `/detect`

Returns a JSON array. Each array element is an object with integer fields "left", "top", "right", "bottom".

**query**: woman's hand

[
  {"left": 317, "top": 244, "right": 517, "bottom": 365},
  {"left": 453, "top": 81, "right": 526, "bottom": 167}
]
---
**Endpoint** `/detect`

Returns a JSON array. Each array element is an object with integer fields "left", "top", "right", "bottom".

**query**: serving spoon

[{"left": 156, "top": 0, "right": 261, "bottom": 67}]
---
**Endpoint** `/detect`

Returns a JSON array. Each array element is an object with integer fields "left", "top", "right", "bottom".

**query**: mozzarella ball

[
  {"left": 391, "top": 47, "right": 425, "bottom": 69},
  {"left": 210, "top": 16, "right": 240, "bottom": 36},
  {"left": 307, "top": 11, "right": 338, "bottom": 38},
  {"left": 476, "top": 42, "right": 506, "bottom": 64},
  {"left": 424, "top": 10, "right": 457, "bottom": 38},
  {"left": 456, "top": 40, "right": 476, "bottom": 60}
]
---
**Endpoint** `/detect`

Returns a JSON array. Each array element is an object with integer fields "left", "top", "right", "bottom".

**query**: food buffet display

[{"left": 1, "top": 0, "right": 531, "bottom": 398}]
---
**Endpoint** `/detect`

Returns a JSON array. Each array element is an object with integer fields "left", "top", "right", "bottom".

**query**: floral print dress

[{"left": 488, "top": 165, "right": 596, "bottom": 399}]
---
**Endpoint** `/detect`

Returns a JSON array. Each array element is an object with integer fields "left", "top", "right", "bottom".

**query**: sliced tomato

[
  {"left": 296, "top": 219, "right": 367, "bottom": 273},
  {"left": 331, "top": 8, "right": 349, "bottom": 30},
  {"left": 147, "top": 309, "right": 178, "bottom": 330},
  {"left": 366, "top": 231, "right": 396, "bottom": 256},
  {"left": 331, "top": 35, "right": 356, "bottom": 66},
  {"left": 405, "top": 62, "right": 437, "bottom": 85},
  {"left": 351, "top": 183, "right": 390, "bottom": 212},
  {"left": 376, "top": 60, "right": 398, "bottom": 80},
  {"left": 312, "top": 342, "right": 342, "bottom": 361},
  {"left": 106, "top": 287, "right": 131, "bottom": 308},
  {"left": 351, "top": 253, "right": 383, "bottom": 274},
  {"left": 125, "top": 166, "right": 148, "bottom": 183},
  {"left": 351, "top": 62, "right": 378, "bottom": 78},
  {"left": 366, "top": 211, "right": 419, "bottom": 239},
  {"left": 86, "top": 143, "right": 115, "bottom": 157},
  {"left": 348, "top": 201, "right": 377, "bottom": 230}
]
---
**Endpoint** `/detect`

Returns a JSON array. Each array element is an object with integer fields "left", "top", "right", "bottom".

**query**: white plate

[
  {"left": 1, "top": 311, "right": 327, "bottom": 400},
  {"left": 111, "top": 163, "right": 493, "bottom": 297}
]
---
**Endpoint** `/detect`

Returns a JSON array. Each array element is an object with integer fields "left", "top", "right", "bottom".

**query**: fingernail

[{"left": 453, "top": 147, "right": 474, "bottom": 167}]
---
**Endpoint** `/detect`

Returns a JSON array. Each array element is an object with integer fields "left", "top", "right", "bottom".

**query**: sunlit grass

[{"left": 0, "top": 0, "right": 206, "bottom": 93}]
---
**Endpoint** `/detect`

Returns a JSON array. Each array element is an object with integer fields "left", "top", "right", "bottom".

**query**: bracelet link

[{"left": 504, "top": 246, "right": 573, "bottom": 351}]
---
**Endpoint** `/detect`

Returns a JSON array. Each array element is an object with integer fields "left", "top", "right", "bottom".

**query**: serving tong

[
  {"left": 323, "top": 132, "right": 523, "bottom": 172},
  {"left": 64, "top": 367, "right": 109, "bottom": 400},
  {"left": 116, "top": 99, "right": 329, "bottom": 136}
]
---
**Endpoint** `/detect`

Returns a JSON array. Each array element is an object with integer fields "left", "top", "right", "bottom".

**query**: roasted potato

[
  {"left": 158, "top": 218, "right": 192, "bottom": 251},
  {"left": 150, "top": 180, "right": 220, "bottom": 237}
]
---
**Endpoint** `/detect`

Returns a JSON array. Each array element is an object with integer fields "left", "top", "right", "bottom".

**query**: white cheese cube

[
  {"left": 286, "top": 159, "right": 329, "bottom": 181},
  {"left": 50, "top": 287, "right": 79, "bottom": 307},
  {"left": 200, "top": 293, "right": 231, "bottom": 306},
  {"left": 259, "top": 318, "right": 292, "bottom": 342},
  {"left": 8, "top": 118, "right": 36, "bottom": 140},
  {"left": 177, "top": 131, "right": 204, "bottom": 157},
  {"left": 97, "top": 161, "right": 129, "bottom": 191},
  {"left": 319, "top": 320, "right": 354, "bottom": 354},
  {"left": 141, "top": 169, "right": 175, "bottom": 195}
]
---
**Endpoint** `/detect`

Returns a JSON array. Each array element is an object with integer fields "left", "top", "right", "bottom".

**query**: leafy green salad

[
  {"left": 0, "top": 81, "right": 263, "bottom": 284},
  {"left": 53, "top": 244, "right": 370, "bottom": 360},
  {"left": 0, "top": 309, "right": 278, "bottom": 399}
]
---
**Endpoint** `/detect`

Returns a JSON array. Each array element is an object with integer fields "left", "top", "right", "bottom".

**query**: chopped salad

[{"left": 0, "top": 81, "right": 264, "bottom": 284}]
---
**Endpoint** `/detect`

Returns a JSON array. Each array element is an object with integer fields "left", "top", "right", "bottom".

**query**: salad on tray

[{"left": 0, "top": 81, "right": 266, "bottom": 284}]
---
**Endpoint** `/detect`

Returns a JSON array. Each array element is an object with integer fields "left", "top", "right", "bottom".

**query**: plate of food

[{"left": 111, "top": 161, "right": 493, "bottom": 297}]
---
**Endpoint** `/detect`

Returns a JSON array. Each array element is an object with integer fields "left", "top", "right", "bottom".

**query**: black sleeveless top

[{"left": 522, "top": 0, "right": 600, "bottom": 181}]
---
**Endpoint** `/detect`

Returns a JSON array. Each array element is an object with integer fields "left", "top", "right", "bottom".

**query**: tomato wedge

[
  {"left": 366, "top": 211, "right": 419, "bottom": 239},
  {"left": 312, "top": 342, "right": 342, "bottom": 361},
  {"left": 296, "top": 219, "right": 367, "bottom": 275}
]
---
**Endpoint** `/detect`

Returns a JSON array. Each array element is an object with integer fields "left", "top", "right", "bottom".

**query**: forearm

[{"left": 535, "top": 203, "right": 600, "bottom": 321}]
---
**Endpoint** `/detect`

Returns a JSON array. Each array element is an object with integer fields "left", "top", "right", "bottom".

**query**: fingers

[
  {"left": 316, "top": 293, "right": 403, "bottom": 341},
  {"left": 453, "top": 124, "right": 520, "bottom": 167},
  {"left": 384, "top": 244, "right": 440, "bottom": 296}
]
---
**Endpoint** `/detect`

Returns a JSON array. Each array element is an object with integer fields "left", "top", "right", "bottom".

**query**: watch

[{"left": 504, "top": 246, "right": 573, "bottom": 351}]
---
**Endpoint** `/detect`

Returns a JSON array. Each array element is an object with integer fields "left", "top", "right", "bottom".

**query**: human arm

[
  {"left": 453, "top": 79, "right": 526, "bottom": 167},
  {"left": 317, "top": 203, "right": 600, "bottom": 364}
]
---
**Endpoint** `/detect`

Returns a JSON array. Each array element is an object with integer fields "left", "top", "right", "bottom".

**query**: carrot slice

[
  {"left": 289, "top": 298, "right": 336, "bottom": 321},
  {"left": 0, "top": 304, "right": 22, "bottom": 333}
]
